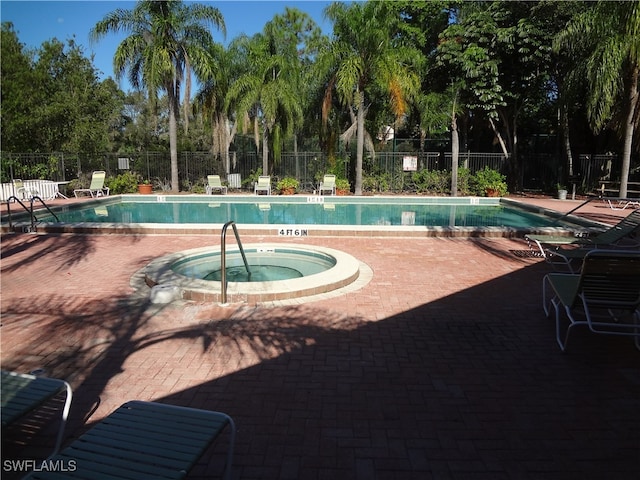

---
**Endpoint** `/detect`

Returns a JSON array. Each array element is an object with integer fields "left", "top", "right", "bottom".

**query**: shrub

[
  {"left": 108, "top": 171, "right": 139, "bottom": 194},
  {"left": 276, "top": 176, "right": 300, "bottom": 193},
  {"left": 472, "top": 167, "right": 508, "bottom": 196}
]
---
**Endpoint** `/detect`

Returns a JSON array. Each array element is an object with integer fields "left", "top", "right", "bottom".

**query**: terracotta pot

[
  {"left": 138, "top": 184, "right": 153, "bottom": 194},
  {"left": 485, "top": 188, "right": 499, "bottom": 197},
  {"left": 336, "top": 189, "right": 349, "bottom": 196},
  {"left": 280, "top": 187, "right": 296, "bottom": 195}
]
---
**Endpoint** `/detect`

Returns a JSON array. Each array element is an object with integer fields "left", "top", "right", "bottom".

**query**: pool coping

[{"left": 1, "top": 195, "right": 606, "bottom": 238}]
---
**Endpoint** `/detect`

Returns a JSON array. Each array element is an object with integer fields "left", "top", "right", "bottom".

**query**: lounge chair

[
  {"left": 206, "top": 175, "right": 227, "bottom": 195},
  {"left": 318, "top": 174, "right": 336, "bottom": 195},
  {"left": 1, "top": 370, "right": 73, "bottom": 457},
  {"left": 24, "top": 400, "right": 235, "bottom": 480},
  {"left": 254, "top": 175, "right": 271, "bottom": 195},
  {"left": 604, "top": 198, "right": 640, "bottom": 210},
  {"left": 525, "top": 209, "right": 640, "bottom": 259},
  {"left": 74, "top": 171, "right": 109, "bottom": 198},
  {"left": 542, "top": 250, "right": 640, "bottom": 351},
  {"left": 12, "top": 179, "right": 34, "bottom": 201}
]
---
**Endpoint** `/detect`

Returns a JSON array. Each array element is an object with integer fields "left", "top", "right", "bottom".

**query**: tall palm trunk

[
  {"left": 168, "top": 93, "right": 179, "bottom": 192},
  {"left": 355, "top": 90, "right": 365, "bottom": 195},
  {"left": 619, "top": 65, "right": 639, "bottom": 198}
]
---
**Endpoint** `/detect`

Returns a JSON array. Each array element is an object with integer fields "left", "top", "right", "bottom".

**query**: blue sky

[{"left": 1, "top": 1, "right": 333, "bottom": 90}]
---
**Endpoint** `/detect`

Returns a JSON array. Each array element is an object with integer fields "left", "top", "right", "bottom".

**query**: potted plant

[
  {"left": 276, "top": 176, "right": 299, "bottom": 195},
  {"left": 557, "top": 183, "right": 568, "bottom": 200},
  {"left": 473, "top": 167, "right": 508, "bottom": 197},
  {"left": 138, "top": 179, "right": 152, "bottom": 194},
  {"left": 336, "top": 178, "right": 350, "bottom": 195}
]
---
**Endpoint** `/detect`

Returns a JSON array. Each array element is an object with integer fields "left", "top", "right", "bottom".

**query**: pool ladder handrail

[
  {"left": 5, "top": 195, "right": 59, "bottom": 232},
  {"left": 220, "top": 220, "right": 251, "bottom": 304}
]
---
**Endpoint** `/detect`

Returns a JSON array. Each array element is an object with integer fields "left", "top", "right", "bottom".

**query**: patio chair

[
  {"left": 542, "top": 249, "right": 640, "bottom": 351},
  {"left": 24, "top": 400, "right": 235, "bottom": 480},
  {"left": 254, "top": 175, "right": 272, "bottom": 195},
  {"left": 318, "top": 174, "right": 336, "bottom": 195},
  {"left": 206, "top": 175, "right": 227, "bottom": 195},
  {"left": 12, "top": 179, "right": 34, "bottom": 201},
  {"left": 73, "top": 171, "right": 110, "bottom": 198},
  {"left": 1, "top": 370, "right": 73, "bottom": 457},
  {"left": 525, "top": 209, "right": 640, "bottom": 259}
]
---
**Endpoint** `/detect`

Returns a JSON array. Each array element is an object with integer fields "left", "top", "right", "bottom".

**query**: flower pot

[
  {"left": 557, "top": 189, "right": 567, "bottom": 200},
  {"left": 485, "top": 188, "right": 500, "bottom": 197},
  {"left": 138, "top": 184, "right": 153, "bottom": 194},
  {"left": 336, "top": 189, "right": 349, "bottom": 196},
  {"left": 280, "top": 187, "right": 296, "bottom": 195}
]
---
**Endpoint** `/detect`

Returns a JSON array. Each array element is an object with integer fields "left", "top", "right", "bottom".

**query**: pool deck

[{"left": 1, "top": 194, "right": 639, "bottom": 479}]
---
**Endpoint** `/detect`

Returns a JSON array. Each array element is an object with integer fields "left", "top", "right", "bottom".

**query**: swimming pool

[{"left": 7, "top": 195, "right": 598, "bottom": 237}]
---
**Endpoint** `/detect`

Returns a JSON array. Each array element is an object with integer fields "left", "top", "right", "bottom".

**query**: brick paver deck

[{"left": 1, "top": 195, "right": 638, "bottom": 479}]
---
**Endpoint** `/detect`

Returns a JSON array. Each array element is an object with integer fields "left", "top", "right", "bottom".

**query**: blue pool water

[{"left": 35, "top": 196, "right": 579, "bottom": 229}]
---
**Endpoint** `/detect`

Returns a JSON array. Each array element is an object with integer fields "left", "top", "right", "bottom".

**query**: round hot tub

[{"left": 144, "top": 244, "right": 361, "bottom": 304}]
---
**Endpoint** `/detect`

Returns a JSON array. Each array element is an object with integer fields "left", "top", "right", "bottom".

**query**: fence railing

[{"left": 0, "top": 150, "right": 630, "bottom": 195}]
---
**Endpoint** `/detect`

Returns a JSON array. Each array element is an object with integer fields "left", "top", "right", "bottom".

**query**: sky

[{"left": 1, "top": 0, "right": 333, "bottom": 91}]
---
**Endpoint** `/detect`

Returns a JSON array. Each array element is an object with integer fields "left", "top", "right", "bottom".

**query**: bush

[
  {"left": 108, "top": 171, "right": 140, "bottom": 194},
  {"left": 276, "top": 176, "right": 300, "bottom": 193},
  {"left": 412, "top": 169, "right": 450, "bottom": 194},
  {"left": 472, "top": 167, "right": 508, "bottom": 196}
]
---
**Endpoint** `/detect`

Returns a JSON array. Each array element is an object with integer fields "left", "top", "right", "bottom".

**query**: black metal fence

[{"left": 0, "top": 149, "right": 630, "bottom": 195}]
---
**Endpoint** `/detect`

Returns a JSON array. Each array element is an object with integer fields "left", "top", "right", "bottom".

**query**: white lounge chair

[
  {"left": 254, "top": 175, "right": 271, "bottom": 195},
  {"left": 542, "top": 249, "right": 640, "bottom": 351},
  {"left": 206, "top": 175, "right": 227, "bottom": 195},
  {"left": 74, "top": 171, "right": 109, "bottom": 198},
  {"left": 318, "top": 174, "right": 336, "bottom": 195}
]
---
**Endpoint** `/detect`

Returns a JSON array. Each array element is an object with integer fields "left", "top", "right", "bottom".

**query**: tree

[
  {"left": 554, "top": 1, "right": 640, "bottom": 198},
  {"left": 321, "top": 1, "right": 420, "bottom": 195},
  {"left": 437, "top": 1, "right": 558, "bottom": 189},
  {"left": 226, "top": 18, "right": 306, "bottom": 175},
  {"left": 91, "top": 0, "right": 225, "bottom": 192}
]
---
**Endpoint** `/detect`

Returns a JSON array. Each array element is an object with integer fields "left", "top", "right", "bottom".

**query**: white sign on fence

[{"left": 403, "top": 156, "right": 418, "bottom": 171}]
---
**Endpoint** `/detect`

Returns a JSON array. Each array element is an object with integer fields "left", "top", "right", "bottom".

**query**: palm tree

[
  {"left": 554, "top": 1, "right": 640, "bottom": 198},
  {"left": 226, "top": 26, "right": 303, "bottom": 175},
  {"left": 90, "top": 0, "right": 225, "bottom": 192},
  {"left": 194, "top": 42, "right": 239, "bottom": 178},
  {"left": 320, "top": 1, "right": 419, "bottom": 195}
]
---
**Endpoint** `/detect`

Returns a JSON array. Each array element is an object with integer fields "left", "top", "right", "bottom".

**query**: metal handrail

[
  {"left": 5, "top": 195, "right": 59, "bottom": 232},
  {"left": 220, "top": 221, "right": 251, "bottom": 304}
]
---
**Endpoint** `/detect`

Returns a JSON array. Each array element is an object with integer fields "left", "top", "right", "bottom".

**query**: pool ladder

[
  {"left": 220, "top": 221, "right": 251, "bottom": 304},
  {"left": 5, "top": 195, "right": 59, "bottom": 232}
]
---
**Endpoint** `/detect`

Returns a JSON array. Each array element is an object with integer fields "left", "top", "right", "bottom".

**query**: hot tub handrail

[{"left": 220, "top": 220, "right": 251, "bottom": 304}]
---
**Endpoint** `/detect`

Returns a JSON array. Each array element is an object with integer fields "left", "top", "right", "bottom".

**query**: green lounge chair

[
  {"left": 24, "top": 401, "right": 235, "bottom": 480},
  {"left": 73, "top": 171, "right": 110, "bottom": 198},
  {"left": 206, "top": 175, "right": 227, "bottom": 195},
  {"left": 254, "top": 175, "right": 271, "bottom": 195},
  {"left": 1, "top": 370, "right": 73, "bottom": 457},
  {"left": 318, "top": 174, "right": 336, "bottom": 195},
  {"left": 542, "top": 249, "right": 640, "bottom": 351},
  {"left": 526, "top": 209, "right": 640, "bottom": 261}
]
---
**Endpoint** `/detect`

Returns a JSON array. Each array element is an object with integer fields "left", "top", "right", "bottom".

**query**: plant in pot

[
  {"left": 473, "top": 167, "right": 508, "bottom": 197},
  {"left": 557, "top": 183, "right": 567, "bottom": 200},
  {"left": 335, "top": 178, "right": 350, "bottom": 195},
  {"left": 138, "top": 178, "right": 152, "bottom": 194},
  {"left": 276, "top": 176, "right": 299, "bottom": 195}
]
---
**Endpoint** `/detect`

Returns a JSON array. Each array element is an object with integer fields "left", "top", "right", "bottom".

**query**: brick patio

[{"left": 1, "top": 196, "right": 639, "bottom": 479}]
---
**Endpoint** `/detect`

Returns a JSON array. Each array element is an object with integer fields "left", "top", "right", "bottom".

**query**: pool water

[{"left": 38, "top": 196, "right": 575, "bottom": 229}]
